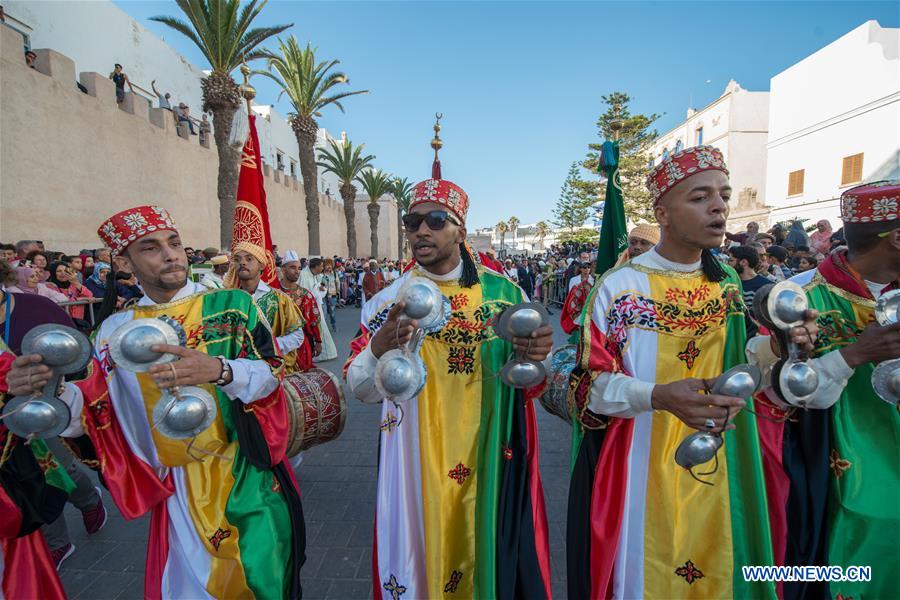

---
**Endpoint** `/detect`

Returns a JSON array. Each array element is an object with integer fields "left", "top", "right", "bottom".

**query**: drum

[
  {"left": 282, "top": 368, "right": 347, "bottom": 457},
  {"left": 539, "top": 344, "right": 577, "bottom": 422}
]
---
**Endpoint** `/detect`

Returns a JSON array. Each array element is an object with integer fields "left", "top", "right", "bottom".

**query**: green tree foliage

[
  {"left": 583, "top": 92, "right": 660, "bottom": 223},
  {"left": 553, "top": 162, "right": 593, "bottom": 233}
]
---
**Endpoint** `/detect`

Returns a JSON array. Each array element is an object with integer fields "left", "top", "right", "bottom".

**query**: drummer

[
  {"left": 566, "top": 146, "right": 818, "bottom": 599},
  {"left": 224, "top": 240, "right": 305, "bottom": 373},
  {"left": 5, "top": 206, "right": 306, "bottom": 599},
  {"left": 746, "top": 180, "right": 900, "bottom": 600},
  {"left": 279, "top": 249, "right": 323, "bottom": 371},
  {"left": 344, "top": 123, "right": 555, "bottom": 598}
]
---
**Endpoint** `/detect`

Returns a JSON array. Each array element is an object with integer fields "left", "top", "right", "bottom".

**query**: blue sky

[{"left": 116, "top": 1, "right": 898, "bottom": 229}]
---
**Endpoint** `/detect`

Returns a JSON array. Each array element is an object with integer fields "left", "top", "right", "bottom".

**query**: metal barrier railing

[{"left": 58, "top": 298, "right": 103, "bottom": 328}]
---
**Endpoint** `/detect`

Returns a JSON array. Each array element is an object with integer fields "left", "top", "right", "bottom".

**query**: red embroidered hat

[
  {"left": 97, "top": 205, "right": 177, "bottom": 256},
  {"left": 408, "top": 116, "right": 470, "bottom": 223},
  {"left": 840, "top": 180, "right": 899, "bottom": 223},
  {"left": 646, "top": 145, "right": 729, "bottom": 207}
]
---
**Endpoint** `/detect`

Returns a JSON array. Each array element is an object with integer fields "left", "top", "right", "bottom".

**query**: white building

[
  {"left": 651, "top": 80, "right": 771, "bottom": 228},
  {"left": 765, "top": 20, "right": 900, "bottom": 226},
  {"left": 4, "top": 0, "right": 342, "bottom": 196}
]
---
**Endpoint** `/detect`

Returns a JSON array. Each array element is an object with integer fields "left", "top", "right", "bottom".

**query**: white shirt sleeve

[
  {"left": 220, "top": 358, "right": 280, "bottom": 405},
  {"left": 588, "top": 373, "right": 655, "bottom": 418},
  {"left": 58, "top": 382, "right": 86, "bottom": 437},
  {"left": 275, "top": 327, "right": 305, "bottom": 354},
  {"left": 346, "top": 345, "right": 383, "bottom": 404}
]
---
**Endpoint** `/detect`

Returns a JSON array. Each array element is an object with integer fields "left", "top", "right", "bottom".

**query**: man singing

[
  {"left": 345, "top": 128, "right": 554, "bottom": 599},
  {"left": 280, "top": 250, "right": 322, "bottom": 371},
  {"left": 7, "top": 206, "right": 305, "bottom": 599}
]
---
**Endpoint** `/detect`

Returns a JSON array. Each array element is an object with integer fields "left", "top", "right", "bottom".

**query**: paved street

[{"left": 57, "top": 302, "right": 572, "bottom": 599}]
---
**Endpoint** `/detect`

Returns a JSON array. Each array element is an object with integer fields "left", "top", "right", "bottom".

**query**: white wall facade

[
  {"left": 651, "top": 80, "right": 770, "bottom": 213},
  {"left": 765, "top": 21, "right": 900, "bottom": 226},
  {"left": 4, "top": 0, "right": 341, "bottom": 199}
]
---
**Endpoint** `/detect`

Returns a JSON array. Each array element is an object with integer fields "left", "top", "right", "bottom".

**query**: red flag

[{"left": 232, "top": 114, "right": 279, "bottom": 288}]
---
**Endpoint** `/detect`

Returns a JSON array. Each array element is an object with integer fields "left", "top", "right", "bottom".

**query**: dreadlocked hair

[
  {"left": 459, "top": 243, "right": 479, "bottom": 288},
  {"left": 701, "top": 248, "right": 728, "bottom": 282}
]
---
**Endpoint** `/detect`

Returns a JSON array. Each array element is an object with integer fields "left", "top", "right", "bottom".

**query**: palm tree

[
  {"left": 150, "top": 0, "right": 291, "bottom": 248},
  {"left": 317, "top": 137, "right": 375, "bottom": 258},
  {"left": 257, "top": 37, "right": 368, "bottom": 254},
  {"left": 496, "top": 221, "right": 509, "bottom": 254},
  {"left": 391, "top": 177, "right": 413, "bottom": 261},
  {"left": 535, "top": 220, "right": 551, "bottom": 250},
  {"left": 356, "top": 169, "right": 392, "bottom": 259},
  {"left": 507, "top": 216, "right": 520, "bottom": 250}
]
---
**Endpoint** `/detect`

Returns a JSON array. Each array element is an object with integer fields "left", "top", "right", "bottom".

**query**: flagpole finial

[
  {"left": 239, "top": 61, "right": 255, "bottom": 113},
  {"left": 431, "top": 113, "right": 443, "bottom": 179},
  {"left": 609, "top": 103, "right": 624, "bottom": 142}
]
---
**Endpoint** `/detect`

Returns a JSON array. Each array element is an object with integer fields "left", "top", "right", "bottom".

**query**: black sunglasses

[{"left": 402, "top": 210, "right": 460, "bottom": 232}]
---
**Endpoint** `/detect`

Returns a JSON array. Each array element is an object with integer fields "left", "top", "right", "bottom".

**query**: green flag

[{"left": 595, "top": 141, "right": 628, "bottom": 275}]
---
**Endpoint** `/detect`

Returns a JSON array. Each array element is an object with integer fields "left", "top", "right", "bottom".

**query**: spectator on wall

[
  {"left": 108, "top": 63, "right": 133, "bottom": 103},
  {"left": 176, "top": 103, "right": 197, "bottom": 134},
  {"left": 151, "top": 80, "right": 172, "bottom": 110},
  {"left": 24, "top": 49, "right": 35, "bottom": 68},
  {"left": 199, "top": 113, "right": 211, "bottom": 144}
]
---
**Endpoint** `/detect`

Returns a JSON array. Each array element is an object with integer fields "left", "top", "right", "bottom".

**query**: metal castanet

[
  {"left": 396, "top": 277, "right": 450, "bottom": 333},
  {"left": 1, "top": 324, "right": 91, "bottom": 439},
  {"left": 108, "top": 316, "right": 186, "bottom": 373},
  {"left": 872, "top": 358, "right": 900, "bottom": 406},
  {"left": 674, "top": 363, "right": 762, "bottom": 484},
  {"left": 500, "top": 359, "right": 546, "bottom": 389},
  {"left": 374, "top": 349, "right": 427, "bottom": 403},
  {"left": 152, "top": 386, "right": 218, "bottom": 440},
  {"left": 495, "top": 302, "right": 549, "bottom": 343},
  {"left": 282, "top": 368, "right": 347, "bottom": 457}
]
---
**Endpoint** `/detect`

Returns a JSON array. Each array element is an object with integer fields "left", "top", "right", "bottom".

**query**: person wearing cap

[
  {"left": 280, "top": 250, "right": 323, "bottom": 371},
  {"left": 613, "top": 224, "right": 661, "bottom": 268},
  {"left": 6, "top": 206, "right": 306, "bottom": 598},
  {"left": 747, "top": 181, "right": 900, "bottom": 600},
  {"left": 345, "top": 123, "right": 553, "bottom": 598},
  {"left": 567, "top": 146, "right": 818, "bottom": 599},
  {"left": 225, "top": 241, "right": 305, "bottom": 374},
  {"left": 199, "top": 254, "right": 229, "bottom": 289}
]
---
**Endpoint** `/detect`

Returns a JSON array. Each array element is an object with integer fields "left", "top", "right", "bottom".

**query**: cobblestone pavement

[{"left": 58, "top": 303, "right": 572, "bottom": 599}]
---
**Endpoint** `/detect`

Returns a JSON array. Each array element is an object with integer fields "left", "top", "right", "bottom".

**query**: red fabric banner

[{"left": 233, "top": 114, "right": 279, "bottom": 288}]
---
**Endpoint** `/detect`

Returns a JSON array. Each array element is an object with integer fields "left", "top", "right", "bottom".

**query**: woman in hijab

[
  {"left": 784, "top": 219, "right": 810, "bottom": 250},
  {"left": 808, "top": 219, "right": 834, "bottom": 256},
  {"left": 80, "top": 253, "right": 95, "bottom": 280},
  {"left": 83, "top": 261, "right": 111, "bottom": 298},
  {"left": 45, "top": 261, "right": 93, "bottom": 320},
  {"left": 14, "top": 266, "right": 67, "bottom": 302}
]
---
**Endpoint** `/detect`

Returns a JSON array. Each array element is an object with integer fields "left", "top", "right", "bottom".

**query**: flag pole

[{"left": 239, "top": 62, "right": 255, "bottom": 113}]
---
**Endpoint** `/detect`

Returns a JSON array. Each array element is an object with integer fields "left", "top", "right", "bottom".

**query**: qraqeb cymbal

[{"left": 108, "top": 316, "right": 186, "bottom": 372}]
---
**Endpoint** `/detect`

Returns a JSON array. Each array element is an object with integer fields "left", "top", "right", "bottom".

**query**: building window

[
  {"left": 695, "top": 127, "right": 703, "bottom": 146},
  {"left": 788, "top": 169, "right": 805, "bottom": 197},
  {"left": 841, "top": 153, "right": 864, "bottom": 186},
  {"left": 290, "top": 160, "right": 297, "bottom": 178},
  {"left": 674, "top": 139, "right": 683, "bottom": 153},
  {"left": 276, "top": 150, "right": 284, "bottom": 171}
]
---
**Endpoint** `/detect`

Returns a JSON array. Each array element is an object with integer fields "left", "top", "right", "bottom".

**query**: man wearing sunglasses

[{"left": 345, "top": 131, "right": 554, "bottom": 598}]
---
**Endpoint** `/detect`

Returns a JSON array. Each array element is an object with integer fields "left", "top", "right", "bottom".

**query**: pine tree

[
  {"left": 553, "top": 162, "right": 593, "bottom": 233},
  {"left": 583, "top": 92, "right": 660, "bottom": 223}
]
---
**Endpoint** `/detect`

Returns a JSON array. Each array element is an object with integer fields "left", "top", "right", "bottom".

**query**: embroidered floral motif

[
  {"left": 447, "top": 346, "right": 476, "bottom": 374},
  {"left": 380, "top": 412, "right": 400, "bottom": 433},
  {"left": 665, "top": 285, "right": 710, "bottom": 307},
  {"left": 271, "top": 475, "right": 281, "bottom": 493},
  {"left": 677, "top": 340, "right": 701, "bottom": 369},
  {"left": 814, "top": 312, "right": 863, "bottom": 353},
  {"left": 444, "top": 570, "right": 463, "bottom": 593},
  {"left": 829, "top": 449, "right": 852, "bottom": 478},
  {"left": 449, "top": 293, "right": 469, "bottom": 311},
  {"left": 448, "top": 462, "right": 472, "bottom": 485},
  {"left": 834, "top": 593, "right": 853, "bottom": 600},
  {"left": 502, "top": 445, "right": 513, "bottom": 461},
  {"left": 208, "top": 527, "right": 232, "bottom": 551},
  {"left": 383, "top": 574, "right": 407, "bottom": 600},
  {"left": 674, "top": 560, "right": 705, "bottom": 584},
  {"left": 606, "top": 283, "right": 741, "bottom": 345}
]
